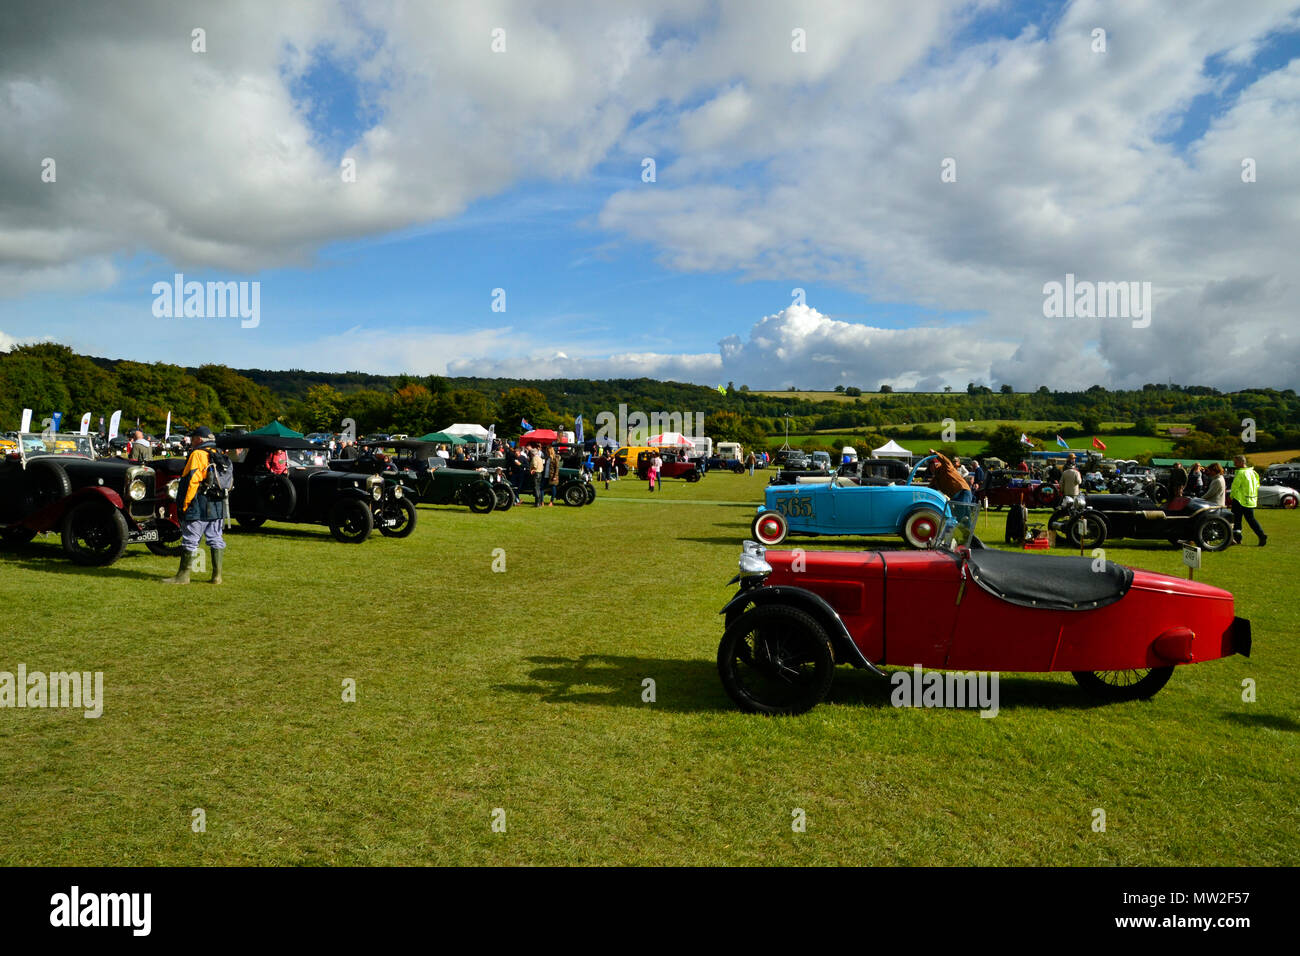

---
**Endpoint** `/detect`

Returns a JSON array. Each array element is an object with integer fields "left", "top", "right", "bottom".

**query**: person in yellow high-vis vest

[{"left": 1229, "top": 455, "right": 1266, "bottom": 547}]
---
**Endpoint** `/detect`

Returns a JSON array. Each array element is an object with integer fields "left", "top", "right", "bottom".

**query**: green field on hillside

[
  {"left": 782, "top": 432, "right": 1175, "bottom": 459},
  {"left": 2, "top": 473, "right": 1294, "bottom": 865}
]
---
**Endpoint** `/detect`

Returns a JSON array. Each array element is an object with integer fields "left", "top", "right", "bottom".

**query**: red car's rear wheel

[
  {"left": 718, "top": 605, "right": 835, "bottom": 715},
  {"left": 751, "top": 512, "right": 788, "bottom": 546},
  {"left": 902, "top": 508, "right": 943, "bottom": 548},
  {"left": 1072, "top": 667, "right": 1173, "bottom": 701}
]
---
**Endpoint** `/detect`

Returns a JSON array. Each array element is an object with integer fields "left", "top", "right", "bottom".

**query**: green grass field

[
  {"left": 785, "top": 432, "right": 1174, "bottom": 458},
  {"left": 2, "top": 473, "right": 1296, "bottom": 865}
]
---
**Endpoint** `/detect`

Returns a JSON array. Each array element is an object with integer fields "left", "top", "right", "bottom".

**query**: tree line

[{"left": 3, "top": 342, "right": 1298, "bottom": 459}]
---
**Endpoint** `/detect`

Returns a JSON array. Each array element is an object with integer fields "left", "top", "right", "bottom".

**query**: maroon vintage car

[
  {"left": 981, "top": 469, "right": 1061, "bottom": 509},
  {"left": 636, "top": 450, "right": 701, "bottom": 482},
  {"left": 717, "top": 507, "right": 1250, "bottom": 715}
]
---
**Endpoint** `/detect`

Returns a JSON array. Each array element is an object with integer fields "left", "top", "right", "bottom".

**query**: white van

[
  {"left": 686, "top": 436, "right": 712, "bottom": 460},
  {"left": 717, "top": 442, "right": 743, "bottom": 461}
]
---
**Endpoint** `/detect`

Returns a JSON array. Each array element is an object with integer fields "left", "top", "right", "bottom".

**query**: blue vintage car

[{"left": 750, "top": 455, "right": 952, "bottom": 548}]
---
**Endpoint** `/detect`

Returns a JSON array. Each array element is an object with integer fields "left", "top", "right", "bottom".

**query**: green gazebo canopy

[
  {"left": 417, "top": 431, "right": 469, "bottom": 444},
  {"left": 248, "top": 420, "right": 304, "bottom": 438}
]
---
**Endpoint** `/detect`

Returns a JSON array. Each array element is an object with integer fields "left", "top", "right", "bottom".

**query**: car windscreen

[{"left": 18, "top": 432, "right": 96, "bottom": 459}]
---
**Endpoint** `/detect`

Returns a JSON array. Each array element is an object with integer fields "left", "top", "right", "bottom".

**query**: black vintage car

[
  {"left": 342, "top": 440, "right": 508, "bottom": 513},
  {"left": 1048, "top": 492, "right": 1234, "bottom": 551},
  {"left": 218, "top": 435, "right": 411, "bottom": 543},
  {"left": 770, "top": 457, "right": 909, "bottom": 487},
  {"left": 0, "top": 432, "right": 177, "bottom": 565}
]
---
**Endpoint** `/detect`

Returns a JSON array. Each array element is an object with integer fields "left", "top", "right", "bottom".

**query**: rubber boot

[
  {"left": 163, "top": 552, "right": 193, "bottom": 585},
  {"left": 210, "top": 548, "right": 224, "bottom": 584}
]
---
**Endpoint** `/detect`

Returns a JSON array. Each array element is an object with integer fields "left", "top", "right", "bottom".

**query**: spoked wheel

[
  {"left": 1072, "top": 667, "right": 1174, "bottom": 701},
  {"left": 751, "top": 512, "right": 788, "bottom": 546},
  {"left": 379, "top": 498, "right": 417, "bottom": 538},
  {"left": 562, "top": 482, "right": 587, "bottom": 506},
  {"left": 466, "top": 483, "right": 496, "bottom": 514},
  {"left": 902, "top": 508, "right": 944, "bottom": 548},
  {"left": 584, "top": 484, "right": 596, "bottom": 504},
  {"left": 1195, "top": 514, "right": 1233, "bottom": 552},
  {"left": 1283, "top": 495, "right": 1298, "bottom": 510},
  {"left": 61, "top": 502, "right": 129, "bottom": 566},
  {"left": 717, "top": 605, "right": 835, "bottom": 715},
  {"left": 328, "top": 499, "right": 374, "bottom": 543},
  {"left": 1066, "top": 511, "right": 1108, "bottom": 548},
  {"left": 493, "top": 484, "right": 516, "bottom": 511}
]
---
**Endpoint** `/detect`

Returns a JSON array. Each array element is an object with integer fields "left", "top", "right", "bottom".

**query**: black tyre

[
  {"left": 1035, "top": 484, "right": 1060, "bottom": 508},
  {"left": 1072, "top": 667, "right": 1174, "bottom": 701},
  {"left": 686, "top": 470, "right": 701, "bottom": 482},
  {"left": 717, "top": 605, "right": 835, "bottom": 715},
  {"left": 259, "top": 474, "right": 297, "bottom": 518},
  {"left": 1195, "top": 514, "right": 1233, "bottom": 552},
  {"left": 24, "top": 459, "right": 71, "bottom": 512},
  {"left": 61, "top": 501, "right": 129, "bottom": 566},
  {"left": 0, "top": 526, "right": 38, "bottom": 547},
  {"left": 328, "top": 499, "right": 373, "bottom": 543},
  {"left": 235, "top": 514, "right": 267, "bottom": 530},
  {"left": 146, "top": 523, "right": 183, "bottom": 557},
  {"left": 379, "top": 498, "right": 417, "bottom": 538},
  {"left": 1066, "top": 511, "right": 1108, "bottom": 548},
  {"left": 1048, "top": 509, "right": 1072, "bottom": 546},
  {"left": 562, "top": 482, "right": 587, "bottom": 507},
  {"left": 493, "top": 484, "right": 516, "bottom": 511},
  {"left": 584, "top": 484, "right": 596, "bottom": 504},
  {"left": 466, "top": 482, "right": 496, "bottom": 514},
  {"left": 751, "top": 511, "right": 788, "bottom": 546}
]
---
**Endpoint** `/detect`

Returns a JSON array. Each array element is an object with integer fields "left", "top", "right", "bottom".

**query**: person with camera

[{"left": 162, "top": 425, "right": 230, "bottom": 584}]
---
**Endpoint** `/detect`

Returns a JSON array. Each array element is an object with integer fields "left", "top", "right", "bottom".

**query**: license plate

[
  {"left": 382, "top": 517, "right": 398, "bottom": 527},
  {"left": 131, "top": 529, "right": 160, "bottom": 542}
]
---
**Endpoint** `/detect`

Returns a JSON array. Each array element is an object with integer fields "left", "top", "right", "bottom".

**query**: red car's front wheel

[
  {"left": 752, "top": 512, "right": 788, "bottom": 546},
  {"left": 718, "top": 605, "right": 835, "bottom": 715},
  {"left": 902, "top": 508, "right": 943, "bottom": 548}
]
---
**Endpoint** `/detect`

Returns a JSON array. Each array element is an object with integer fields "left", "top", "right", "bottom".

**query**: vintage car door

[
  {"left": 878, "top": 550, "right": 964, "bottom": 668},
  {"left": 825, "top": 479, "right": 873, "bottom": 532}
]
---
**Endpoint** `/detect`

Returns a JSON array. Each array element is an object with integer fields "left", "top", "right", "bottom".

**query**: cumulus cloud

[{"left": 4, "top": 1, "right": 1299, "bottom": 389}]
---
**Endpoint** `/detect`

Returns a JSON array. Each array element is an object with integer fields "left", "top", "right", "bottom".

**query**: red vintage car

[{"left": 717, "top": 508, "right": 1251, "bottom": 714}]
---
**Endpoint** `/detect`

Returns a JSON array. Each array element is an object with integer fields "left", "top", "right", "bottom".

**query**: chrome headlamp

[
  {"left": 167, "top": 479, "right": 179, "bottom": 499},
  {"left": 369, "top": 477, "right": 384, "bottom": 501},
  {"left": 125, "top": 464, "right": 151, "bottom": 501},
  {"left": 392, "top": 485, "right": 404, "bottom": 499},
  {"left": 738, "top": 539, "right": 772, "bottom": 579}
]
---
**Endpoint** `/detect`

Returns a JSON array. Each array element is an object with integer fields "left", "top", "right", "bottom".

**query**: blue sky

[{"left": 2, "top": 1, "right": 1299, "bottom": 390}]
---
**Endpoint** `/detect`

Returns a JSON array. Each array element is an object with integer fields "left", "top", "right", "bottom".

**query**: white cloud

[{"left": 4, "top": 1, "right": 1299, "bottom": 389}]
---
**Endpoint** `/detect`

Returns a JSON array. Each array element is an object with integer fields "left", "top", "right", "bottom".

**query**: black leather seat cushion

[{"left": 966, "top": 549, "right": 1134, "bottom": 610}]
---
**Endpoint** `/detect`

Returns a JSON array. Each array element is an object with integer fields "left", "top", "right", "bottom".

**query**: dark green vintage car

[
  {"left": 451, "top": 453, "right": 594, "bottom": 506},
  {"left": 338, "top": 440, "right": 511, "bottom": 513}
]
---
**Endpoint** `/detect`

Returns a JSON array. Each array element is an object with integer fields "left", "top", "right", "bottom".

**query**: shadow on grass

[
  {"left": 0, "top": 548, "right": 167, "bottom": 581},
  {"left": 495, "top": 654, "right": 731, "bottom": 713},
  {"left": 497, "top": 653, "right": 1106, "bottom": 715},
  {"left": 830, "top": 669, "right": 1106, "bottom": 712},
  {"left": 1220, "top": 711, "right": 1300, "bottom": 732}
]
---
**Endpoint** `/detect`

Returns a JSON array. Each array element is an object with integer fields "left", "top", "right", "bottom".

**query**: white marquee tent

[
  {"left": 872, "top": 439, "right": 913, "bottom": 458},
  {"left": 441, "top": 423, "right": 492, "bottom": 441}
]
